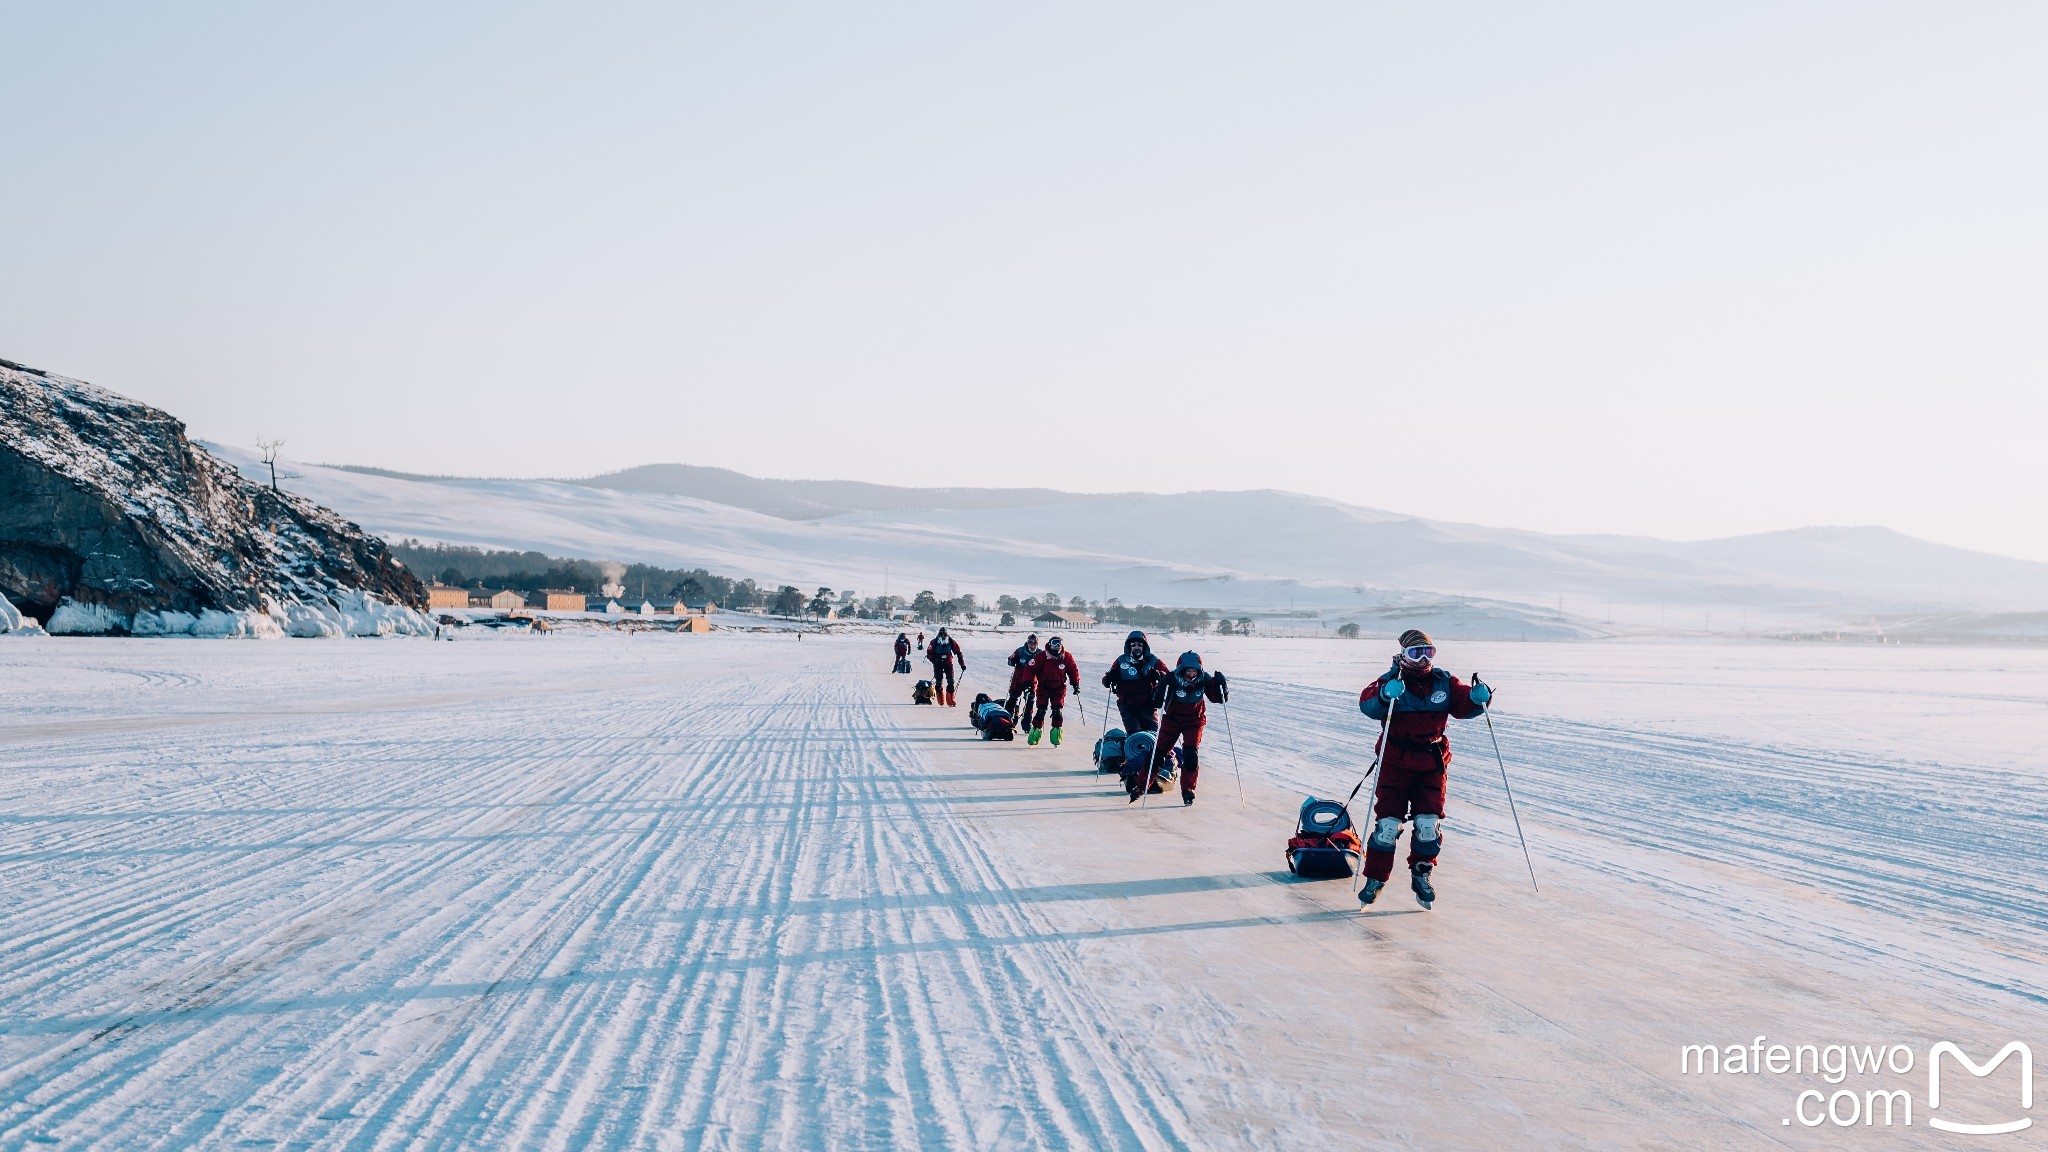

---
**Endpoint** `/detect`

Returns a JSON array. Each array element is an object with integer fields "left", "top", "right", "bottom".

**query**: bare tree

[{"left": 255, "top": 438, "right": 285, "bottom": 491}]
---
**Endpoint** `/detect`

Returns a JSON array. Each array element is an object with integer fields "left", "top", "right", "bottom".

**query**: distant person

[
  {"left": 1005, "top": 633, "right": 1041, "bottom": 721},
  {"left": 1356, "top": 629, "right": 1492, "bottom": 909},
  {"left": 1132, "top": 651, "right": 1227, "bottom": 806},
  {"left": 926, "top": 627, "right": 965, "bottom": 707},
  {"left": 1025, "top": 635, "right": 1081, "bottom": 746},
  {"left": 1102, "top": 630, "right": 1169, "bottom": 733}
]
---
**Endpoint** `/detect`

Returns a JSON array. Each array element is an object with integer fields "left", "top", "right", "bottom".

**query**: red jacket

[
  {"left": 1359, "top": 664, "right": 1484, "bottom": 776},
  {"left": 926, "top": 634, "right": 964, "bottom": 671},
  {"left": 1030, "top": 648, "right": 1081, "bottom": 697}
]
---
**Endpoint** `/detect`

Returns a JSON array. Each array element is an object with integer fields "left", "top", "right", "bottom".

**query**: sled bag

[
  {"left": 894, "top": 656, "right": 912, "bottom": 673},
  {"left": 1286, "top": 838, "right": 1362, "bottom": 879},
  {"left": 1093, "top": 729, "right": 1127, "bottom": 773},
  {"left": 913, "top": 680, "right": 936, "bottom": 704},
  {"left": 1287, "top": 797, "right": 1361, "bottom": 877}
]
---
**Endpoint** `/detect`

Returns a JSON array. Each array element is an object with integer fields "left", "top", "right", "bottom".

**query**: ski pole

[
  {"left": 1347, "top": 696, "right": 1396, "bottom": 895},
  {"left": 1220, "top": 696, "right": 1247, "bottom": 809},
  {"left": 1475, "top": 675, "right": 1539, "bottom": 894}
]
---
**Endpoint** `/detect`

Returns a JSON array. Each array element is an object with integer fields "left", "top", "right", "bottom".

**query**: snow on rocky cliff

[{"left": 0, "top": 358, "right": 428, "bottom": 636}]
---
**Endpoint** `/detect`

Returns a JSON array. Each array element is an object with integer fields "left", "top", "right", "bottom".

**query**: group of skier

[{"left": 886, "top": 624, "right": 1497, "bottom": 908}]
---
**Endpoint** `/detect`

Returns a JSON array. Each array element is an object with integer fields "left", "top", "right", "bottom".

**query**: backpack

[
  {"left": 1092, "top": 728, "right": 1127, "bottom": 773},
  {"left": 1286, "top": 797, "right": 1363, "bottom": 879},
  {"left": 913, "top": 679, "right": 936, "bottom": 705}
]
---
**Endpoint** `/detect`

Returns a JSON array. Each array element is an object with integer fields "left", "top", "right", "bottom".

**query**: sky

[{"left": 4, "top": 2, "right": 2045, "bottom": 560}]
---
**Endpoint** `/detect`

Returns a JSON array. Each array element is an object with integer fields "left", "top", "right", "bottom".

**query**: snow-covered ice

[{"left": 2, "top": 633, "right": 2043, "bottom": 1149}]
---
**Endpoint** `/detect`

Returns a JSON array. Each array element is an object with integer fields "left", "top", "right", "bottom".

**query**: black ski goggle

[{"left": 1401, "top": 644, "right": 1436, "bottom": 662}]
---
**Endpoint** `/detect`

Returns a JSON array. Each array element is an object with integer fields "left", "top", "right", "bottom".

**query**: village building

[
  {"left": 642, "top": 599, "right": 713, "bottom": 616},
  {"left": 426, "top": 585, "right": 472, "bottom": 610},
  {"left": 469, "top": 588, "right": 525, "bottom": 611},
  {"left": 1032, "top": 609, "right": 1096, "bottom": 629},
  {"left": 674, "top": 615, "right": 713, "bottom": 634},
  {"left": 526, "top": 590, "right": 587, "bottom": 612}
]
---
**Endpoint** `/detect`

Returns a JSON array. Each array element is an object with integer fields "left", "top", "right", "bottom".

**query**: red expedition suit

[
  {"left": 1358, "top": 663, "right": 1486, "bottom": 882},
  {"left": 1148, "top": 653, "right": 1227, "bottom": 800},
  {"left": 926, "top": 633, "right": 965, "bottom": 706},
  {"left": 1027, "top": 646, "right": 1081, "bottom": 730}
]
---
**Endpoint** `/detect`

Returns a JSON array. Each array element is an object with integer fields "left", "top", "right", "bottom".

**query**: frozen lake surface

[{"left": 3, "top": 633, "right": 2044, "bottom": 1149}]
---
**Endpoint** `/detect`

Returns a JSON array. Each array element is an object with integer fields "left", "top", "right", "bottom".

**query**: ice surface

[{"left": 0, "top": 633, "right": 2041, "bottom": 1149}]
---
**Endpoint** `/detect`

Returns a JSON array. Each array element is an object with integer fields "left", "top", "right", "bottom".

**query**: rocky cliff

[{"left": 0, "top": 357, "right": 425, "bottom": 632}]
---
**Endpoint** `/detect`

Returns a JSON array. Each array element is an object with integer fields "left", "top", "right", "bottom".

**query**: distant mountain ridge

[
  {"left": 573, "top": 464, "right": 1109, "bottom": 520},
  {"left": 328, "top": 461, "right": 1115, "bottom": 520},
  {"left": 277, "top": 457, "right": 2048, "bottom": 633}
]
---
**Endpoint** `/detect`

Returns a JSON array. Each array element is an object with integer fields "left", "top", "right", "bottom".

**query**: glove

[
  {"left": 1469, "top": 680, "right": 1492, "bottom": 707},
  {"left": 1379, "top": 679, "right": 1405, "bottom": 702},
  {"left": 1212, "top": 672, "right": 1228, "bottom": 702}
]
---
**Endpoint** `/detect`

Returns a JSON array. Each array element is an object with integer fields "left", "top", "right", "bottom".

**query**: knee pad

[
  {"left": 1412, "top": 814, "right": 1442, "bottom": 859},
  {"left": 1369, "top": 817, "right": 1401, "bottom": 853}
]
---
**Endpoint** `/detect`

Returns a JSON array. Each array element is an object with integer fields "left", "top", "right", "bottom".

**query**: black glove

[{"left": 1212, "top": 671, "right": 1229, "bottom": 702}]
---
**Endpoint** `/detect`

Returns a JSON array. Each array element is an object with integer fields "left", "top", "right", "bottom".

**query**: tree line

[{"left": 384, "top": 541, "right": 1369, "bottom": 637}]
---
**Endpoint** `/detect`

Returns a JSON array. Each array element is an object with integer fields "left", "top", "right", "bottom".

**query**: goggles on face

[{"left": 1401, "top": 644, "right": 1436, "bottom": 663}]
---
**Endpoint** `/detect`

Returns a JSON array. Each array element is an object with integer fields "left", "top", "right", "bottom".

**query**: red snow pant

[
  {"left": 1031, "top": 684, "right": 1067, "bottom": 729},
  {"left": 1155, "top": 713, "right": 1204, "bottom": 796},
  {"left": 928, "top": 659, "right": 957, "bottom": 699},
  {"left": 1363, "top": 758, "right": 1448, "bottom": 882},
  {"left": 1116, "top": 700, "right": 1158, "bottom": 734}
]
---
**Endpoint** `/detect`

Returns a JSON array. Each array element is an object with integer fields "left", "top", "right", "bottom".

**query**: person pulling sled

[
  {"left": 1102, "top": 630, "right": 1169, "bottom": 734},
  {"left": 1356, "top": 629, "right": 1492, "bottom": 909},
  {"left": 1025, "top": 635, "right": 1080, "bottom": 745},
  {"left": 1005, "top": 633, "right": 1041, "bottom": 724},
  {"left": 926, "top": 627, "right": 965, "bottom": 706},
  {"left": 1129, "top": 651, "right": 1227, "bottom": 805},
  {"left": 968, "top": 692, "right": 1018, "bottom": 740},
  {"left": 892, "top": 632, "right": 913, "bottom": 674}
]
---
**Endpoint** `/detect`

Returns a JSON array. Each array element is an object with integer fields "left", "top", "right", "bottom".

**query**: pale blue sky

[{"left": 4, "top": 3, "right": 2044, "bottom": 559}]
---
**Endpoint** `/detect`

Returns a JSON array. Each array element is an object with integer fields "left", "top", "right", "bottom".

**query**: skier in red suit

[
  {"left": 1357, "top": 628, "right": 1491, "bottom": 909},
  {"left": 925, "top": 627, "right": 965, "bottom": 706},
  {"left": 1132, "top": 651, "right": 1227, "bottom": 806},
  {"left": 1025, "top": 635, "right": 1080, "bottom": 745}
]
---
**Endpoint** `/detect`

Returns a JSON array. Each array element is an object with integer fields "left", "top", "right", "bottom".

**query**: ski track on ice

[{"left": 0, "top": 647, "right": 1199, "bottom": 1151}]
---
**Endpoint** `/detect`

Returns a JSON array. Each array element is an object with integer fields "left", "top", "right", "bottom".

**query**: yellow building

[
  {"left": 525, "top": 590, "right": 587, "bottom": 612},
  {"left": 426, "top": 585, "right": 471, "bottom": 610}
]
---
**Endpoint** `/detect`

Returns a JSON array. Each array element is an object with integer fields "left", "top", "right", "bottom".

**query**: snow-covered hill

[{"left": 220, "top": 449, "right": 2048, "bottom": 636}]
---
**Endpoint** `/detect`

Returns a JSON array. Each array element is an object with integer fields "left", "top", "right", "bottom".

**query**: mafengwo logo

[
  {"left": 1679, "top": 1037, "right": 2033, "bottom": 1133},
  {"left": 1929, "top": 1042, "right": 2032, "bottom": 1136}
]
